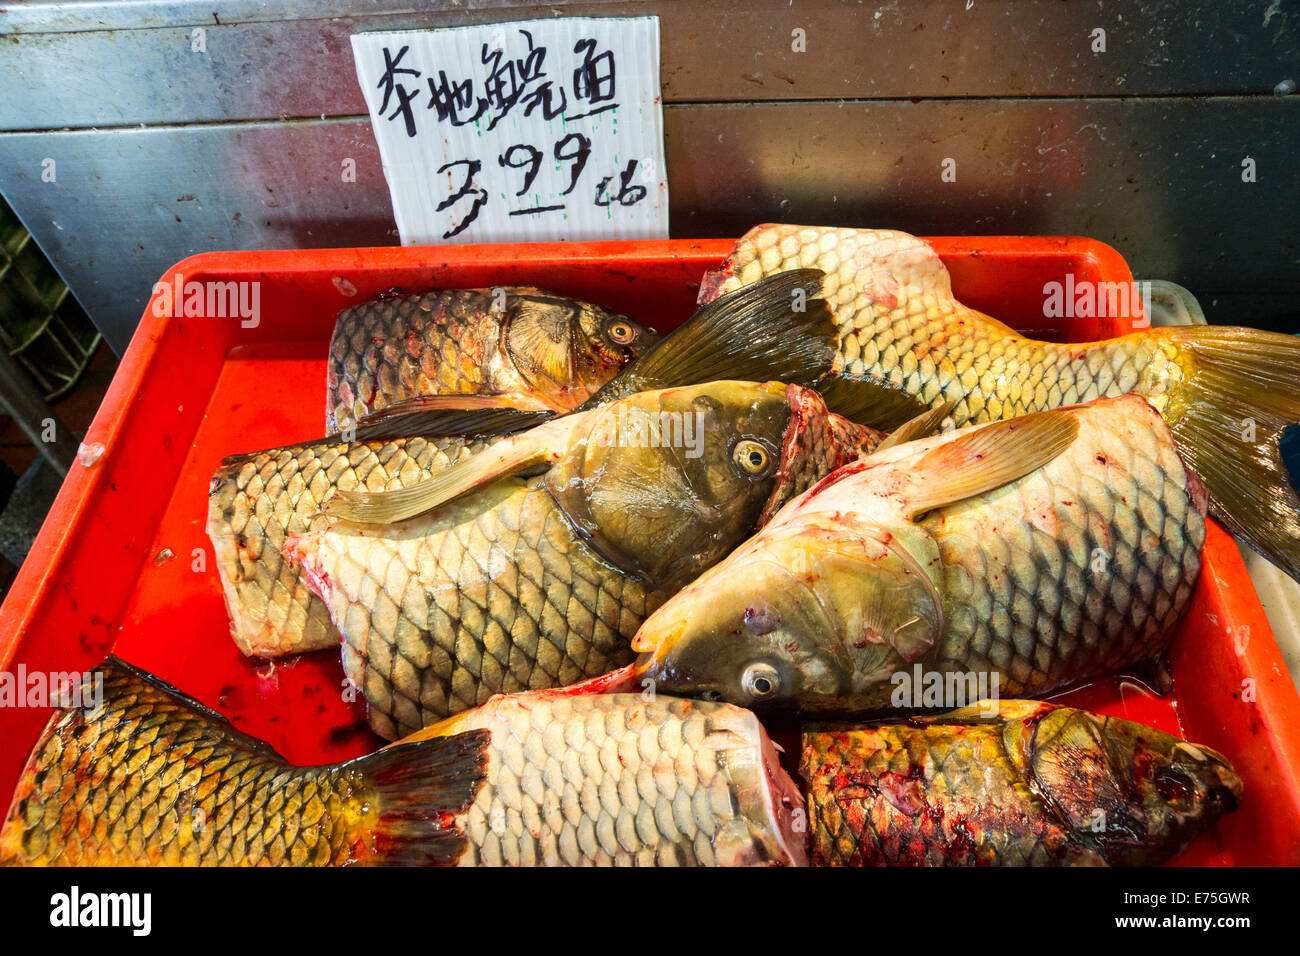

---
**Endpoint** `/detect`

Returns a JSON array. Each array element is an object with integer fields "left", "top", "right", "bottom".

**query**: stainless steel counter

[{"left": 2, "top": 0, "right": 1297, "bottom": 352}]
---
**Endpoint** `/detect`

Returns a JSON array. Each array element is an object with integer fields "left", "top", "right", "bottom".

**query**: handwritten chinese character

[
  {"left": 427, "top": 70, "right": 486, "bottom": 127},
  {"left": 571, "top": 38, "right": 618, "bottom": 119},
  {"left": 377, "top": 45, "right": 422, "bottom": 136},
  {"left": 480, "top": 30, "right": 567, "bottom": 130}
]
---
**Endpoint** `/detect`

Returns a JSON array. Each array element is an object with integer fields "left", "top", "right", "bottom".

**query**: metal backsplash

[{"left": 2, "top": 0, "right": 1297, "bottom": 352}]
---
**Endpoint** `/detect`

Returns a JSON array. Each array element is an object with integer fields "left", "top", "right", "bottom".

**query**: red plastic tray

[{"left": 2, "top": 237, "right": 1298, "bottom": 865}]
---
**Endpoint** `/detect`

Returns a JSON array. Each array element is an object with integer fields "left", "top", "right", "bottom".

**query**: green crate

[{"left": 0, "top": 198, "right": 101, "bottom": 401}]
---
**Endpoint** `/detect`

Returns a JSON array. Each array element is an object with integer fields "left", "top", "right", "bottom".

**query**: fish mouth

[{"left": 630, "top": 584, "right": 701, "bottom": 688}]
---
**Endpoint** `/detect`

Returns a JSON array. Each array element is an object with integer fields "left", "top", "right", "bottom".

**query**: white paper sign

[{"left": 351, "top": 18, "right": 667, "bottom": 246}]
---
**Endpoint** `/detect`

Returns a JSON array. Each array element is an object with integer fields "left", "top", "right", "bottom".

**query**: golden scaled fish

[
  {"left": 327, "top": 287, "right": 660, "bottom": 432},
  {"left": 701, "top": 224, "right": 1300, "bottom": 582},
  {"left": 212, "top": 270, "right": 864, "bottom": 660},
  {"left": 633, "top": 395, "right": 1207, "bottom": 713},
  {"left": 405, "top": 683, "right": 807, "bottom": 866},
  {"left": 1, "top": 659, "right": 805, "bottom": 867},
  {"left": 0, "top": 658, "right": 491, "bottom": 866},
  {"left": 289, "top": 379, "right": 888, "bottom": 740},
  {"left": 801, "top": 700, "right": 1241, "bottom": 866},
  {"left": 210, "top": 429, "right": 509, "bottom": 660}
]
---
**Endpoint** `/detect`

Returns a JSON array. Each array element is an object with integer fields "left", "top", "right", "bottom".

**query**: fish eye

[
  {"left": 733, "top": 439, "right": 772, "bottom": 476},
  {"left": 741, "top": 662, "right": 782, "bottom": 701},
  {"left": 606, "top": 320, "right": 637, "bottom": 345}
]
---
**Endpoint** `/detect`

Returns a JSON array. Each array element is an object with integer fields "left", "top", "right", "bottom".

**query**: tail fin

[
  {"left": 1160, "top": 326, "right": 1300, "bottom": 582},
  {"left": 353, "top": 729, "right": 491, "bottom": 866},
  {"left": 580, "top": 269, "right": 836, "bottom": 408}
]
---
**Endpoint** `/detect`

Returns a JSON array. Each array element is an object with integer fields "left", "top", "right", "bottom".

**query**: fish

[
  {"left": 1, "top": 659, "right": 804, "bottom": 867},
  {"left": 701, "top": 223, "right": 1300, "bottom": 583},
  {"left": 404, "top": 684, "right": 807, "bottom": 866},
  {"left": 287, "top": 380, "right": 887, "bottom": 739},
  {"left": 209, "top": 431, "right": 499, "bottom": 659},
  {"left": 211, "top": 270, "right": 857, "bottom": 660},
  {"left": 632, "top": 394, "right": 1207, "bottom": 713},
  {"left": 0, "top": 658, "right": 492, "bottom": 866},
  {"left": 327, "top": 287, "right": 660, "bottom": 433},
  {"left": 800, "top": 699, "right": 1241, "bottom": 866}
]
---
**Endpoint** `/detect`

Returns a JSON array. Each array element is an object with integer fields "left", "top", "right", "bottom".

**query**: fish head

[
  {"left": 505, "top": 291, "right": 660, "bottom": 408},
  {"left": 631, "top": 515, "right": 944, "bottom": 714},
  {"left": 544, "top": 380, "right": 795, "bottom": 589},
  {"left": 1024, "top": 706, "right": 1243, "bottom": 864},
  {"left": 545, "top": 381, "right": 872, "bottom": 592}
]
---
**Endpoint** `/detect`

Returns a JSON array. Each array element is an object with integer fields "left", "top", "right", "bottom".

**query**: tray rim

[{"left": 2, "top": 234, "right": 1296, "bottom": 864}]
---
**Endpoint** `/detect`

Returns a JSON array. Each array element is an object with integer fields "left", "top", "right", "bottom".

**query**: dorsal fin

[
  {"left": 99, "top": 656, "right": 287, "bottom": 761},
  {"left": 813, "top": 375, "right": 929, "bottom": 431},
  {"left": 580, "top": 269, "right": 836, "bottom": 407}
]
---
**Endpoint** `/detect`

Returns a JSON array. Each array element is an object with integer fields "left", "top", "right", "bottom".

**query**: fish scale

[
  {"left": 208, "top": 434, "right": 491, "bottom": 659},
  {"left": 927, "top": 400, "right": 1202, "bottom": 692},
  {"left": 302, "top": 479, "right": 662, "bottom": 741},
  {"left": 329, "top": 291, "right": 498, "bottom": 431},
  {"left": 704, "top": 224, "right": 1183, "bottom": 425},
  {"left": 803, "top": 723, "right": 1090, "bottom": 865},
  {"left": 419, "top": 692, "right": 804, "bottom": 867}
]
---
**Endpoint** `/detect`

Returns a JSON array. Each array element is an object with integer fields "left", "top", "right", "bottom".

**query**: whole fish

[
  {"left": 633, "top": 395, "right": 1207, "bottom": 713},
  {"left": 406, "top": 685, "right": 806, "bottom": 866},
  {"left": 212, "top": 270, "right": 857, "bottom": 660},
  {"left": 0, "top": 658, "right": 491, "bottom": 866},
  {"left": 289, "top": 380, "right": 884, "bottom": 739},
  {"left": 701, "top": 223, "right": 1300, "bottom": 582},
  {"left": 327, "top": 287, "right": 660, "bottom": 432},
  {"left": 801, "top": 700, "right": 1241, "bottom": 866}
]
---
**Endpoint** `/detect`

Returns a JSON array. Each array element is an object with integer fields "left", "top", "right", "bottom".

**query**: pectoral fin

[
  {"left": 327, "top": 412, "right": 591, "bottom": 523},
  {"left": 874, "top": 400, "right": 958, "bottom": 452},
  {"left": 813, "top": 374, "right": 929, "bottom": 431},
  {"left": 901, "top": 410, "right": 1079, "bottom": 519},
  {"left": 347, "top": 396, "right": 553, "bottom": 442}
]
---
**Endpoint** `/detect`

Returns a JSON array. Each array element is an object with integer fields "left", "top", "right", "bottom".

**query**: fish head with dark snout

[{"left": 631, "top": 515, "right": 944, "bottom": 713}]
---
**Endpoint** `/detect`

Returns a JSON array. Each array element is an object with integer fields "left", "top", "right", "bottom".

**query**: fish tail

[
  {"left": 1158, "top": 326, "right": 1300, "bottom": 582},
  {"left": 352, "top": 729, "right": 492, "bottom": 866}
]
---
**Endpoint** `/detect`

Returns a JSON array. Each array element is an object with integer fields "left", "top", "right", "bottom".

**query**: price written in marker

[{"left": 351, "top": 17, "right": 668, "bottom": 246}]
